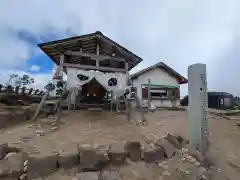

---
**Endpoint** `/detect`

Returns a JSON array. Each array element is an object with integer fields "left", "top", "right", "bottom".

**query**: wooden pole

[
  {"left": 68, "top": 90, "right": 71, "bottom": 112},
  {"left": 56, "top": 54, "right": 65, "bottom": 122},
  {"left": 125, "top": 62, "right": 130, "bottom": 85},
  {"left": 31, "top": 55, "right": 64, "bottom": 123},
  {"left": 125, "top": 95, "right": 130, "bottom": 121},
  {"left": 125, "top": 61, "right": 131, "bottom": 120},
  {"left": 31, "top": 90, "right": 50, "bottom": 123},
  {"left": 134, "top": 93, "right": 147, "bottom": 124},
  {"left": 110, "top": 91, "right": 113, "bottom": 113},
  {"left": 148, "top": 78, "right": 151, "bottom": 110},
  {"left": 96, "top": 41, "right": 100, "bottom": 67}
]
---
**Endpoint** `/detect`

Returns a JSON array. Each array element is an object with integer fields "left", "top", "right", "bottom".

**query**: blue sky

[
  {"left": 1, "top": 0, "right": 240, "bottom": 95},
  {"left": 15, "top": 30, "right": 58, "bottom": 74}
]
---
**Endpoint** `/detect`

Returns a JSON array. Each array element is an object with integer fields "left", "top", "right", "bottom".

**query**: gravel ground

[{"left": 0, "top": 109, "right": 240, "bottom": 179}]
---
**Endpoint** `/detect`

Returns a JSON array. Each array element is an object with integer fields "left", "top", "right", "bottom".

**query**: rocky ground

[{"left": 0, "top": 109, "right": 240, "bottom": 179}]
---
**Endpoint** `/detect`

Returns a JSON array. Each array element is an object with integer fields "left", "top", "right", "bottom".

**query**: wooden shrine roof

[{"left": 38, "top": 31, "right": 143, "bottom": 70}]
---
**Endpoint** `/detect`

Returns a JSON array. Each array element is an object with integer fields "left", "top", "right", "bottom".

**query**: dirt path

[
  {"left": 0, "top": 110, "right": 188, "bottom": 154},
  {"left": 1, "top": 109, "right": 240, "bottom": 179}
]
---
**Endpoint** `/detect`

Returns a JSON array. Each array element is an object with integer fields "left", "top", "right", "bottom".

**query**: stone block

[
  {"left": 108, "top": 142, "right": 128, "bottom": 165},
  {"left": 58, "top": 146, "right": 80, "bottom": 169},
  {"left": 0, "top": 152, "right": 25, "bottom": 178},
  {"left": 0, "top": 112, "right": 25, "bottom": 128},
  {"left": 164, "top": 133, "right": 180, "bottom": 149},
  {"left": 0, "top": 112, "right": 10, "bottom": 129},
  {"left": 27, "top": 152, "right": 58, "bottom": 179},
  {"left": 156, "top": 138, "right": 176, "bottom": 158},
  {"left": 0, "top": 143, "right": 8, "bottom": 160},
  {"left": 74, "top": 172, "right": 100, "bottom": 180},
  {"left": 124, "top": 141, "right": 141, "bottom": 161},
  {"left": 79, "top": 146, "right": 108, "bottom": 171},
  {"left": 101, "top": 171, "right": 122, "bottom": 180},
  {"left": 143, "top": 145, "right": 165, "bottom": 163},
  {"left": 7, "top": 145, "right": 21, "bottom": 154}
]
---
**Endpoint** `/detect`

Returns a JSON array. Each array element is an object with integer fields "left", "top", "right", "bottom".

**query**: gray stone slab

[
  {"left": 101, "top": 171, "right": 122, "bottom": 180},
  {"left": 58, "top": 146, "right": 80, "bottom": 169},
  {"left": 108, "top": 142, "right": 128, "bottom": 166},
  {"left": 156, "top": 138, "right": 176, "bottom": 158},
  {"left": 0, "top": 143, "right": 8, "bottom": 160},
  {"left": 79, "top": 146, "right": 108, "bottom": 171},
  {"left": 74, "top": 171, "right": 99, "bottom": 180},
  {"left": 27, "top": 152, "right": 58, "bottom": 179},
  {"left": 124, "top": 141, "right": 141, "bottom": 162},
  {"left": 143, "top": 145, "right": 165, "bottom": 163},
  {"left": 164, "top": 133, "right": 180, "bottom": 149}
]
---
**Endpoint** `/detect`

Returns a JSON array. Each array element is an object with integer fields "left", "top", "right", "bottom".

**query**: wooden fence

[{"left": 0, "top": 84, "right": 49, "bottom": 106}]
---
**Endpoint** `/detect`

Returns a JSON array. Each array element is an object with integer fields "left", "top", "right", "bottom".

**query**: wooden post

[
  {"left": 125, "top": 95, "right": 130, "bottom": 121},
  {"left": 134, "top": 93, "right": 147, "bottom": 124},
  {"left": 32, "top": 90, "right": 50, "bottom": 123},
  {"left": 56, "top": 54, "right": 65, "bottom": 122},
  {"left": 125, "top": 62, "right": 130, "bottom": 85},
  {"left": 148, "top": 78, "right": 151, "bottom": 110},
  {"left": 96, "top": 42, "right": 100, "bottom": 67},
  {"left": 125, "top": 61, "right": 131, "bottom": 120},
  {"left": 67, "top": 90, "right": 71, "bottom": 112},
  {"left": 110, "top": 91, "right": 113, "bottom": 113},
  {"left": 31, "top": 55, "right": 65, "bottom": 123}
]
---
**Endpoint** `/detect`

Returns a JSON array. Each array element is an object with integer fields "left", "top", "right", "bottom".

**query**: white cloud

[
  {"left": 1, "top": 0, "right": 240, "bottom": 95},
  {"left": 29, "top": 65, "right": 41, "bottom": 72}
]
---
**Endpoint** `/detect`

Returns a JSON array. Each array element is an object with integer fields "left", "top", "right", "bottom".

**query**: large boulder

[
  {"left": 79, "top": 145, "right": 108, "bottom": 171},
  {"left": 142, "top": 144, "right": 165, "bottom": 163},
  {"left": 108, "top": 142, "right": 128, "bottom": 165},
  {"left": 124, "top": 141, "right": 142, "bottom": 162}
]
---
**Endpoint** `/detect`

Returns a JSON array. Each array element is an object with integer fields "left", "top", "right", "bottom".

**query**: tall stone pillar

[{"left": 188, "top": 63, "right": 209, "bottom": 154}]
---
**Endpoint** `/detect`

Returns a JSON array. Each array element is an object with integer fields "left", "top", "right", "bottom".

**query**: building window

[
  {"left": 142, "top": 87, "right": 168, "bottom": 99},
  {"left": 142, "top": 88, "right": 148, "bottom": 99},
  {"left": 141, "top": 84, "right": 179, "bottom": 100},
  {"left": 150, "top": 90, "right": 168, "bottom": 99}
]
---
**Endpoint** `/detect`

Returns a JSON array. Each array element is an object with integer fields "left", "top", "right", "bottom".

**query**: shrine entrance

[{"left": 80, "top": 78, "right": 106, "bottom": 104}]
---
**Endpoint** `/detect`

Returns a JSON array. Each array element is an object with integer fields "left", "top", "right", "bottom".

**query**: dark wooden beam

[
  {"left": 64, "top": 50, "right": 126, "bottom": 62},
  {"left": 63, "top": 63, "right": 126, "bottom": 73}
]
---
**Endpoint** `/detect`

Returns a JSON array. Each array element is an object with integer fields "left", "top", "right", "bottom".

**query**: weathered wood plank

[
  {"left": 31, "top": 90, "right": 50, "bottom": 122},
  {"left": 63, "top": 63, "right": 126, "bottom": 72},
  {"left": 65, "top": 51, "right": 126, "bottom": 62}
]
